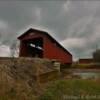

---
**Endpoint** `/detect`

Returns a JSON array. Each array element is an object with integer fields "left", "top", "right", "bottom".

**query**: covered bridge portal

[
  {"left": 18, "top": 28, "right": 72, "bottom": 64},
  {"left": 24, "top": 37, "right": 43, "bottom": 58}
]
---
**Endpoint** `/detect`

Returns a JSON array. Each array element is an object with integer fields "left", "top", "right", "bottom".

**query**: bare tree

[
  {"left": 10, "top": 40, "right": 19, "bottom": 58},
  {"left": 9, "top": 41, "right": 19, "bottom": 74},
  {"left": 93, "top": 49, "right": 100, "bottom": 63}
]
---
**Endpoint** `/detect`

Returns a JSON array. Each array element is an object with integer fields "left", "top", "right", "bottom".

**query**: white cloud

[
  {"left": 63, "top": 0, "right": 70, "bottom": 12},
  {"left": 31, "top": 7, "right": 42, "bottom": 24},
  {"left": 61, "top": 37, "right": 86, "bottom": 48},
  {"left": 67, "top": 15, "right": 95, "bottom": 38},
  {"left": 0, "top": 20, "right": 8, "bottom": 29},
  {"left": 35, "top": 7, "right": 41, "bottom": 22},
  {"left": 0, "top": 45, "right": 10, "bottom": 57},
  {"left": 89, "top": 24, "right": 100, "bottom": 43}
]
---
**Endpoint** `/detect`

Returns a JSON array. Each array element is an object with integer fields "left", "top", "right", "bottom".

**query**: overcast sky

[{"left": 0, "top": 0, "right": 100, "bottom": 60}]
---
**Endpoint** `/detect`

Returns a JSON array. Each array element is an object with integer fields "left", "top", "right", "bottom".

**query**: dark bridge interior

[{"left": 25, "top": 37, "right": 43, "bottom": 58}]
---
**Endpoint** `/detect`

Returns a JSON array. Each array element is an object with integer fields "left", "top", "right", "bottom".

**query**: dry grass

[
  {"left": 0, "top": 64, "right": 36, "bottom": 100},
  {"left": 0, "top": 57, "right": 59, "bottom": 100}
]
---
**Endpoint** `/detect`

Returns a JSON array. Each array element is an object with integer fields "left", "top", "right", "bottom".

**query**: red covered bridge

[{"left": 18, "top": 28, "right": 72, "bottom": 64}]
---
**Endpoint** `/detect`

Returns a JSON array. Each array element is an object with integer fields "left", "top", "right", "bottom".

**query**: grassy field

[
  {"left": 72, "top": 63, "right": 100, "bottom": 69},
  {"left": 39, "top": 79, "right": 100, "bottom": 100},
  {"left": 0, "top": 73, "right": 100, "bottom": 100}
]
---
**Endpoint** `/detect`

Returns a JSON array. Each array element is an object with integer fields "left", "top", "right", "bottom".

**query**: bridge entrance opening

[{"left": 25, "top": 37, "right": 43, "bottom": 58}]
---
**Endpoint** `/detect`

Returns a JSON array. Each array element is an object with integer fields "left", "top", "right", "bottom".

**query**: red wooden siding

[
  {"left": 79, "top": 58, "right": 94, "bottom": 64},
  {"left": 43, "top": 35, "right": 72, "bottom": 64}
]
